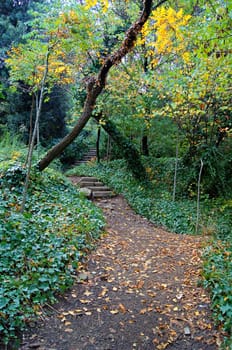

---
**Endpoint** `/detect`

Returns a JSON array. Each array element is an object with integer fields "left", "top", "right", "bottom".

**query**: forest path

[{"left": 21, "top": 195, "right": 221, "bottom": 350}]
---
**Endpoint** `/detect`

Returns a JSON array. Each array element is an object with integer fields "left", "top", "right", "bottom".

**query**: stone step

[
  {"left": 83, "top": 154, "right": 96, "bottom": 159},
  {"left": 73, "top": 176, "right": 114, "bottom": 199},
  {"left": 87, "top": 186, "right": 109, "bottom": 191},
  {"left": 79, "top": 181, "right": 103, "bottom": 187},
  {"left": 75, "top": 149, "right": 97, "bottom": 166},
  {"left": 79, "top": 177, "right": 99, "bottom": 182},
  {"left": 92, "top": 191, "right": 113, "bottom": 198}
]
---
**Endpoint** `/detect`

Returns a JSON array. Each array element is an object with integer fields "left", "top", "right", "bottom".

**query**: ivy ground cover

[{"left": 0, "top": 165, "right": 104, "bottom": 344}]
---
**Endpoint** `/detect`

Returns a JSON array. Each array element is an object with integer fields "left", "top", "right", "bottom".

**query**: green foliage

[
  {"left": 203, "top": 241, "right": 232, "bottom": 347},
  {"left": 0, "top": 132, "right": 27, "bottom": 168},
  {"left": 179, "top": 140, "right": 232, "bottom": 198},
  {"left": 57, "top": 130, "right": 92, "bottom": 167},
  {"left": 0, "top": 159, "right": 104, "bottom": 343},
  {"left": 97, "top": 117, "right": 148, "bottom": 181}
]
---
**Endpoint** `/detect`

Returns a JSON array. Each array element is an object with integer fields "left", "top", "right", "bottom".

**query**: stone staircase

[
  {"left": 75, "top": 148, "right": 97, "bottom": 166},
  {"left": 75, "top": 176, "right": 114, "bottom": 199}
]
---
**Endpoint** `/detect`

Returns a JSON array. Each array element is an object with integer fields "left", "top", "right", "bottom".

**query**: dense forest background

[{"left": 0, "top": 0, "right": 231, "bottom": 348}]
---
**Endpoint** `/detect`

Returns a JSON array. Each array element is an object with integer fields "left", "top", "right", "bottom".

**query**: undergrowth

[
  {"left": 0, "top": 157, "right": 104, "bottom": 345},
  {"left": 67, "top": 158, "right": 232, "bottom": 349}
]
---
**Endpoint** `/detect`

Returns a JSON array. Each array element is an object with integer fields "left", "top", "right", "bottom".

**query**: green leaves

[
  {"left": 0, "top": 165, "right": 105, "bottom": 343},
  {"left": 203, "top": 241, "right": 232, "bottom": 343}
]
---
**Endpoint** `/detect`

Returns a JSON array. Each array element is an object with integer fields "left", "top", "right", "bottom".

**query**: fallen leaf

[
  {"left": 98, "top": 287, "right": 108, "bottom": 297},
  {"left": 137, "top": 280, "right": 144, "bottom": 289},
  {"left": 84, "top": 290, "right": 93, "bottom": 297},
  {"left": 85, "top": 311, "right": 92, "bottom": 316},
  {"left": 74, "top": 309, "right": 83, "bottom": 314},
  {"left": 118, "top": 303, "right": 127, "bottom": 314},
  {"left": 64, "top": 328, "right": 73, "bottom": 333},
  {"left": 110, "top": 309, "right": 119, "bottom": 315},
  {"left": 140, "top": 308, "right": 147, "bottom": 314},
  {"left": 79, "top": 299, "right": 91, "bottom": 304},
  {"left": 68, "top": 310, "right": 76, "bottom": 316}
]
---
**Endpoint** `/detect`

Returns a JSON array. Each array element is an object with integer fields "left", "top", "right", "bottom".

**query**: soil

[{"left": 19, "top": 193, "right": 222, "bottom": 350}]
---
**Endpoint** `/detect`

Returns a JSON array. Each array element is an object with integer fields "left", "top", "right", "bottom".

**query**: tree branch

[{"left": 38, "top": 0, "right": 167, "bottom": 171}]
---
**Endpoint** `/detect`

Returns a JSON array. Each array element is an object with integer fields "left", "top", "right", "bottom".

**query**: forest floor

[{"left": 20, "top": 193, "right": 223, "bottom": 350}]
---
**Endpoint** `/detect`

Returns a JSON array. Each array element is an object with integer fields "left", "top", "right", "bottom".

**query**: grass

[{"left": 67, "top": 158, "right": 232, "bottom": 349}]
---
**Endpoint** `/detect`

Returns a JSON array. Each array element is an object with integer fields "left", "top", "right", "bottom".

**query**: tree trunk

[
  {"left": 106, "top": 135, "right": 111, "bottom": 162},
  {"left": 95, "top": 116, "right": 147, "bottom": 181},
  {"left": 96, "top": 125, "right": 101, "bottom": 163},
  {"left": 142, "top": 135, "right": 149, "bottom": 156},
  {"left": 21, "top": 50, "right": 50, "bottom": 212},
  {"left": 38, "top": 0, "right": 167, "bottom": 171}
]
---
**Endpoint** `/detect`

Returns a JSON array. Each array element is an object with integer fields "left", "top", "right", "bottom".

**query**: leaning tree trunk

[
  {"left": 38, "top": 0, "right": 167, "bottom": 172},
  {"left": 94, "top": 116, "right": 147, "bottom": 181}
]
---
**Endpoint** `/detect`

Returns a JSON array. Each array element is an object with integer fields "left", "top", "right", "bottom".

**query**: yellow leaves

[
  {"left": 69, "top": 10, "right": 79, "bottom": 23},
  {"left": 151, "top": 7, "right": 191, "bottom": 55},
  {"left": 85, "top": 0, "right": 108, "bottom": 13},
  {"left": 85, "top": 0, "right": 98, "bottom": 9},
  {"left": 182, "top": 51, "right": 191, "bottom": 64},
  {"left": 136, "top": 6, "right": 192, "bottom": 67},
  {"left": 11, "top": 151, "right": 21, "bottom": 161}
]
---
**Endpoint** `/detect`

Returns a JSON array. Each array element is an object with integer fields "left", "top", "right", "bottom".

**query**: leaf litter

[{"left": 20, "top": 194, "right": 223, "bottom": 350}]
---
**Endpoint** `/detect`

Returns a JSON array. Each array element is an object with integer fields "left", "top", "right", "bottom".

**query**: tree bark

[
  {"left": 21, "top": 50, "right": 50, "bottom": 212},
  {"left": 96, "top": 125, "right": 101, "bottom": 163},
  {"left": 142, "top": 135, "right": 149, "bottom": 156},
  {"left": 38, "top": 0, "right": 167, "bottom": 171}
]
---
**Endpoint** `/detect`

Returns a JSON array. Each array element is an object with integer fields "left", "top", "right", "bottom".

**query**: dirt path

[{"left": 20, "top": 195, "right": 221, "bottom": 350}]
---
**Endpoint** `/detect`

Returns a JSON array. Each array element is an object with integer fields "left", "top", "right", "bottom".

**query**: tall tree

[{"left": 37, "top": 0, "right": 168, "bottom": 174}]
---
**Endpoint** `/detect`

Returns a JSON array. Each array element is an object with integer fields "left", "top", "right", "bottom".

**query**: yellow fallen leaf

[
  {"left": 79, "top": 299, "right": 91, "bottom": 304},
  {"left": 85, "top": 311, "right": 92, "bottom": 316},
  {"left": 105, "top": 266, "right": 114, "bottom": 271},
  {"left": 64, "top": 328, "right": 73, "bottom": 333},
  {"left": 74, "top": 309, "right": 83, "bottom": 313},
  {"left": 157, "top": 343, "right": 169, "bottom": 350},
  {"left": 118, "top": 303, "right": 127, "bottom": 314},
  {"left": 68, "top": 310, "right": 76, "bottom": 316},
  {"left": 140, "top": 308, "right": 147, "bottom": 314},
  {"left": 98, "top": 288, "right": 108, "bottom": 297},
  {"left": 137, "top": 280, "right": 144, "bottom": 289},
  {"left": 84, "top": 290, "right": 93, "bottom": 297},
  {"left": 110, "top": 309, "right": 119, "bottom": 315}
]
